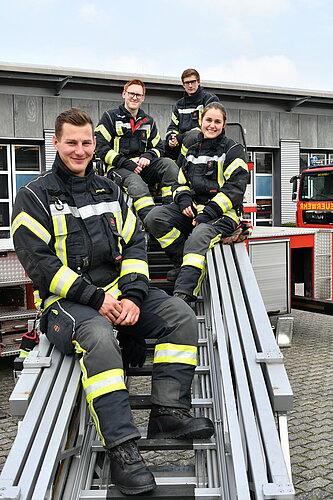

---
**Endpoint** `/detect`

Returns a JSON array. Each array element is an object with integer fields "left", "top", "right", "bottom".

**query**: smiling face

[
  {"left": 52, "top": 123, "right": 96, "bottom": 176},
  {"left": 201, "top": 107, "right": 226, "bottom": 139},
  {"left": 122, "top": 83, "right": 145, "bottom": 115}
]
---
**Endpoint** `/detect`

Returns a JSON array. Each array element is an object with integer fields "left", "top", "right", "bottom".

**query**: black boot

[
  {"left": 108, "top": 439, "right": 156, "bottom": 495},
  {"left": 147, "top": 406, "right": 215, "bottom": 439}
]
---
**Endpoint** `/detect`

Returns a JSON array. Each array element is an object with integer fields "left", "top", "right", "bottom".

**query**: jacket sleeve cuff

[
  {"left": 89, "top": 288, "right": 106, "bottom": 310},
  {"left": 121, "top": 289, "right": 145, "bottom": 309}
]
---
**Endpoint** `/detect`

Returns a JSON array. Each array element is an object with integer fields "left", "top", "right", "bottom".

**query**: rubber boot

[
  {"left": 147, "top": 405, "right": 215, "bottom": 439},
  {"left": 108, "top": 439, "right": 156, "bottom": 495}
]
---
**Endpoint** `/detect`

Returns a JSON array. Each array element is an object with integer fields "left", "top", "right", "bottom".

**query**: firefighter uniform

[
  {"left": 11, "top": 154, "right": 198, "bottom": 449},
  {"left": 145, "top": 132, "right": 249, "bottom": 300},
  {"left": 165, "top": 86, "right": 219, "bottom": 161},
  {"left": 95, "top": 104, "right": 178, "bottom": 222}
]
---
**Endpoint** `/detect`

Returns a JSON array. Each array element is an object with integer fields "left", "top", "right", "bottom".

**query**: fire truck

[{"left": 291, "top": 158, "right": 333, "bottom": 227}]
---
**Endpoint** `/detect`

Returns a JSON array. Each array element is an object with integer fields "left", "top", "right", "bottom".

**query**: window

[
  {"left": 0, "top": 144, "right": 41, "bottom": 243},
  {"left": 252, "top": 152, "right": 273, "bottom": 226}
]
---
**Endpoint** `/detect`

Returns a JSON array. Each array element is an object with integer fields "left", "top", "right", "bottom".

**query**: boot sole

[
  {"left": 116, "top": 481, "right": 156, "bottom": 495},
  {"left": 148, "top": 423, "right": 215, "bottom": 440}
]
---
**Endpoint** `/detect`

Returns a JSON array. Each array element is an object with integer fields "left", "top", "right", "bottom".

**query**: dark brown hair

[
  {"left": 181, "top": 68, "right": 200, "bottom": 82},
  {"left": 55, "top": 107, "right": 93, "bottom": 138},
  {"left": 202, "top": 101, "right": 227, "bottom": 122}
]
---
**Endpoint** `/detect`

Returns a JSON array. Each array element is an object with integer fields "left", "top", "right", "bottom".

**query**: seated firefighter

[
  {"left": 95, "top": 78, "right": 178, "bottom": 225},
  {"left": 145, "top": 102, "right": 250, "bottom": 305},
  {"left": 165, "top": 68, "right": 219, "bottom": 162},
  {"left": 11, "top": 108, "right": 214, "bottom": 496}
]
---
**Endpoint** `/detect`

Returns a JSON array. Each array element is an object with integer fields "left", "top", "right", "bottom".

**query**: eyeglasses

[
  {"left": 183, "top": 79, "right": 197, "bottom": 86},
  {"left": 126, "top": 91, "right": 144, "bottom": 99}
]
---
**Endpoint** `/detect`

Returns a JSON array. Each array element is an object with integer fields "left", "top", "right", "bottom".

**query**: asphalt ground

[{"left": 0, "top": 308, "right": 332, "bottom": 498}]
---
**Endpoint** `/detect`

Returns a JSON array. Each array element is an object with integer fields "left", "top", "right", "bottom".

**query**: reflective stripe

[
  {"left": 224, "top": 158, "right": 248, "bottom": 180},
  {"left": 115, "top": 121, "right": 126, "bottom": 135},
  {"left": 114, "top": 137, "right": 121, "bottom": 153},
  {"left": 134, "top": 196, "right": 155, "bottom": 213},
  {"left": 217, "top": 154, "right": 226, "bottom": 186},
  {"left": 157, "top": 227, "right": 181, "bottom": 249},
  {"left": 105, "top": 150, "right": 118, "bottom": 165},
  {"left": 180, "top": 144, "right": 188, "bottom": 157},
  {"left": 49, "top": 265, "right": 79, "bottom": 296},
  {"left": 151, "top": 133, "right": 161, "bottom": 147},
  {"left": 12, "top": 211, "right": 51, "bottom": 244},
  {"left": 161, "top": 186, "right": 172, "bottom": 198},
  {"left": 186, "top": 153, "right": 224, "bottom": 165},
  {"left": 212, "top": 192, "right": 233, "bottom": 212},
  {"left": 171, "top": 112, "right": 179, "bottom": 126},
  {"left": 173, "top": 186, "right": 191, "bottom": 200},
  {"left": 182, "top": 253, "right": 206, "bottom": 271},
  {"left": 154, "top": 342, "right": 197, "bottom": 366},
  {"left": 120, "top": 259, "right": 149, "bottom": 279},
  {"left": 50, "top": 201, "right": 121, "bottom": 220},
  {"left": 177, "top": 169, "right": 188, "bottom": 185},
  {"left": 83, "top": 369, "right": 126, "bottom": 404},
  {"left": 122, "top": 209, "right": 136, "bottom": 244},
  {"left": 178, "top": 104, "right": 204, "bottom": 115},
  {"left": 33, "top": 290, "right": 42, "bottom": 310},
  {"left": 52, "top": 213, "right": 67, "bottom": 265},
  {"left": 43, "top": 294, "right": 62, "bottom": 310},
  {"left": 95, "top": 124, "right": 111, "bottom": 142},
  {"left": 151, "top": 148, "right": 161, "bottom": 157}
]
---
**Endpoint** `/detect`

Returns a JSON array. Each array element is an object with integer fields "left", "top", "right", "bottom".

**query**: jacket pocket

[{"left": 43, "top": 302, "right": 75, "bottom": 354}]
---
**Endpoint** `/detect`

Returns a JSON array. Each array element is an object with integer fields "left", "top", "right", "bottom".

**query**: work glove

[
  {"left": 117, "top": 331, "right": 147, "bottom": 369},
  {"left": 19, "top": 328, "right": 39, "bottom": 358},
  {"left": 221, "top": 220, "right": 253, "bottom": 244},
  {"left": 177, "top": 194, "right": 194, "bottom": 213}
]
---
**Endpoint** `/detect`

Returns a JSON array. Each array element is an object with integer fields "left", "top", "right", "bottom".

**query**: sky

[{"left": 0, "top": 0, "right": 333, "bottom": 93}]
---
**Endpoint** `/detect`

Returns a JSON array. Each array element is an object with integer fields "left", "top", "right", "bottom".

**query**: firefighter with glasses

[
  {"left": 11, "top": 108, "right": 214, "bottom": 496},
  {"left": 165, "top": 68, "right": 219, "bottom": 162},
  {"left": 95, "top": 79, "right": 178, "bottom": 225}
]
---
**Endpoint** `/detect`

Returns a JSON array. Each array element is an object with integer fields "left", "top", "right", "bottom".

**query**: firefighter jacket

[
  {"left": 173, "top": 132, "right": 249, "bottom": 224},
  {"left": 95, "top": 104, "right": 164, "bottom": 176},
  {"left": 165, "top": 87, "right": 219, "bottom": 142},
  {"left": 11, "top": 154, "right": 150, "bottom": 312}
]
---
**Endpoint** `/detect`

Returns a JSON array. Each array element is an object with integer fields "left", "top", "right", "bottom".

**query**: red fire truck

[{"left": 291, "top": 159, "right": 333, "bottom": 228}]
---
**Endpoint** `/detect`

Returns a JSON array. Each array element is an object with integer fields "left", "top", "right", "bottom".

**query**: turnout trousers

[
  {"left": 114, "top": 157, "right": 178, "bottom": 222},
  {"left": 145, "top": 203, "right": 238, "bottom": 298},
  {"left": 42, "top": 288, "right": 198, "bottom": 449}
]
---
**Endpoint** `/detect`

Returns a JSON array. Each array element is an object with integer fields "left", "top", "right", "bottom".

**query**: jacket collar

[{"left": 52, "top": 153, "right": 95, "bottom": 187}]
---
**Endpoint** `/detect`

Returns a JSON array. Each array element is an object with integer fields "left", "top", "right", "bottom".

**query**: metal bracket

[
  {"left": 256, "top": 351, "right": 284, "bottom": 364},
  {"left": 23, "top": 356, "right": 52, "bottom": 369},
  {"left": 0, "top": 484, "right": 21, "bottom": 500},
  {"left": 263, "top": 481, "right": 295, "bottom": 497}
]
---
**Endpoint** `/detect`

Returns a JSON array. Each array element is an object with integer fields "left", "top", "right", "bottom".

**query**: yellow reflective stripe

[
  {"left": 120, "top": 259, "right": 149, "bottom": 279},
  {"left": 180, "top": 144, "right": 188, "bottom": 158},
  {"left": 157, "top": 227, "right": 181, "bottom": 249},
  {"left": 114, "top": 137, "right": 121, "bottom": 153},
  {"left": 193, "top": 267, "right": 206, "bottom": 297},
  {"left": 88, "top": 400, "right": 105, "bottom": 446},
  {"left": 33, "top": 290, "right": 42, "bottom": 310},
  {"left": 171, "top": 113, "right": 179, "bottom": 126},
  {"left": 224, "top": 210, "right": 240, "bottom": 224},
  {"left": 154, "top": 343, "right": 197, "bottom": 366},
  {"left": 217, "top": 159, "right": 224, "bottom": 186},
  {"left": 52, "top": 213, "right": 67, "bottom": 265},
  {"left": 161, "top": 186, "right": 172, "bottom": 198},
  {"left": 151, "top": 147, "right": 161, "bottom": 157},
  {"left": 115, "top": 123, "right": 124, "bottom": 135},
  {"left": 134, "top": 196, "right": 155, "bottom": 212},
  {"left": 209, "top": 234, "right": 222, "bottom": 249},
  {"left": 43, "top": 294, "right": 61, "bottom": 310},
  {"left": 49, "top": 266, "right": 79, "bottom": 296},
  {"left": 83, "top": 369, "right": 126, "bottom": 404},
  {"left": 12, "top": 211, "right": 51, "bottom": 243},
  {"left": 95, "top": 124, "right": 111, "bottom": 142},
  {"left": 174, "top": 185, "right": 190, "bottom": 195},
  {"left": 224, "top": 158, "right": 248, "bottom": 180},
  {"left": 122, "top": 209, "right": 136, "bottom": 244},
  {"left": 177, "top": 169, "right": 188, "bottom": 185},
  {"left": 212, "top": 192, "right": 233, "bottom": 212},
  {"left": 105, "top": 149, "right": 118, "bottom": 166},
  {"left": 182, "top": 253, "right": 206, "bottom": 271},
  {"left": 196, "top": 204, "right": 205, "bottom": 214},
  {"left": 151, "top": 133, "right": 161, "bottom": 147}
]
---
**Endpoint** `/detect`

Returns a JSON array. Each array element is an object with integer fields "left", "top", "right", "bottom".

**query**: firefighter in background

[
  {"left": 145, "top": 102, "right": 249, "bottom": 304},
  {"left": 165, "top": 68, "right": 219, "bottom": 162},
  {"left": 95, "top": 79, "right": 178, "bottom": 224},
  {"left": 11, "top": 108, "right": 214, "bottom": 496}
]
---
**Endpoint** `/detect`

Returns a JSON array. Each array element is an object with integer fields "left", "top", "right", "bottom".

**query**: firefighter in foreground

[
  {"left": 145, "top": 102, "right": 249, "bottom": 304},
  {"left": 165, "top": 68, "right": 219, "bottom": 162},
  {"left": 95, "top": 78, "right": 178, "bottom": 224},
  {"left": 11, "top": 108, "right": 214, "bottom": 496}
]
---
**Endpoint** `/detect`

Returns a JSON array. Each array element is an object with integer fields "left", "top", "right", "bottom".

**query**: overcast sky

[{"left": 0, "top": 0, "right": 332, "bottom": 92}]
